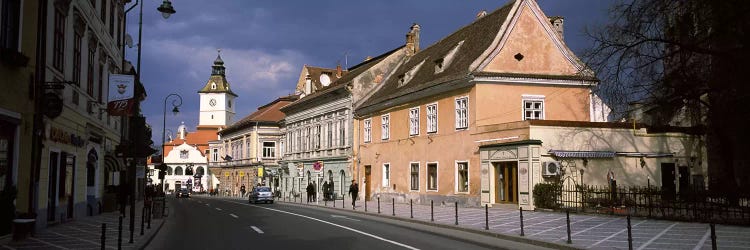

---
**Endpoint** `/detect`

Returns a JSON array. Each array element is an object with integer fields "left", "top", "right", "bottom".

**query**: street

[{"left": 147, "top": 196, "right": 548, "bottom": 250}]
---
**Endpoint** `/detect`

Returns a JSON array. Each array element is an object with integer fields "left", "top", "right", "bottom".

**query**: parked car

[
  {"left": 176, "top": 188, "right": 191, "bottom": 198},
  {"left": 249, "top": 186, "right": 273, "bottom": 204}
]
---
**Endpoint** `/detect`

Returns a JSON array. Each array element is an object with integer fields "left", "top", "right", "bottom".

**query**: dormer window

[
  {"left": 211, "top": 82, "right": 217, "bottom": 90},
  {"left": 397, "top": 60, "right": 425, "bottom": 88},
  {"left": 435, "top": 40, "right": 464, "bottom": 74}
]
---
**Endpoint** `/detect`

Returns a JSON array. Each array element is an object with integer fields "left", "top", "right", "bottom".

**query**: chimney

[
  {"left": 336, "top": 63, "right": 342, "bottom": 78},
  {"left": 476, "top": 10, "right": 487, "bottom": 20},
  {"left": 304, "top": 74, "right": 312, "bottom": 95},
  {"left": 549, "top": 16, "right": 564, "bottom": 40},
  {"left": 405, "top": 23, "right": 420, "bottom": 56}
]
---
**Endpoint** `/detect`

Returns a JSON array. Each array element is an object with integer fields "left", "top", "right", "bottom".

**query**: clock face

[{"left": 209, "top": 99, "right": 217, "bottom": 107}]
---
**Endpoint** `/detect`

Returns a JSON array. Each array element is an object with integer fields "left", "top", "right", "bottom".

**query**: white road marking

[
  {"left": 331, "top": 214, "right": 361, "bottom": 222},
  {"left": 223, "top": 200, "right": 419, "bottom": 250},
  {"left": 589, "top": 220, "right": 649, "bottom": 248},
  {"left": 48, "top": 231, "right": 116, "bottom": 250},
  {"left": 230, "top": 213, "right": 239, "bottom": 218},
  {"left": 28, "top": 237, "right": 70, "bottom": 250},
  {"left": 693, "top": 228, "right": 712, "bottom": 250},
  {"left": 216, "top": 207, "right": 222, "bottom": 211},
  {"left": 530, "top": 216, "right": 596, "bottom": 236},
  {"left": 637, "top": 223, "right": 678, "bottom": 250},
  {"left": 251, "top": 226, "right": 264, "bottom": 234}
]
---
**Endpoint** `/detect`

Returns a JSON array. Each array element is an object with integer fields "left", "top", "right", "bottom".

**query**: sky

[{"left": 124, "top": 0, "right": 613, "bottom": 146}]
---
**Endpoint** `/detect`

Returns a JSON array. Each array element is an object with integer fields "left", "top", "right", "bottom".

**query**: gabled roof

[
  {"left": 357, "top": 3, "right": 515, "bottom": 112},
  {"left": 295, "top": 65, "right": 346, "bottom": 95},
  {"left": 281, "top": 46, "right": 405, "bottom": 112},
  {"left": 220, "top": 95, "right": 298, "bottom": 135}
]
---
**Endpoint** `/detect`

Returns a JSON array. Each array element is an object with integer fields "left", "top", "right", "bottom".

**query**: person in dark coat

[
  {"left": 306, "top": 182, "right": 313, "bottom": 202},
  {"left": 348, "top": 180, "right": 359, "bottom": 207},
  {"left": 312, "top": 181, "right": 318, "bottom": 202}
]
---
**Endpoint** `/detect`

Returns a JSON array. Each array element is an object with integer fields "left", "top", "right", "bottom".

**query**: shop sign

[
  {"left": 107, "top": 74, "right": 136, "bottom": 116},
  {"left": 48, "top": 126, "right": 85, "bottom": 148}
]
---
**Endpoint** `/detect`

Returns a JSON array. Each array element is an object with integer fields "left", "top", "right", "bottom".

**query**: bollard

[
  {"left": 431, "top": 200, "right": 434, "bottom": 222},
  {"left": 485, "top": 204, "right": 489, "bottom": 230},
  {"left": 118, "top": 216, "right": 123, "bottom": 250},
  {"left": 519, "top": 207, "right": 525, "bottom": 236},
  {"left": 392, "top": 198, "right": 395, "bottom": 216},
  {"left": 140, "top": 206, "right": 145, "bottom": 236},
  {"left": 365, "top": 198, "right": 368, "bottom": 212},
  {"left": 566, "top": 210, "right": 572, "bottom": 244},
  {"left": 711, "top": 223, "right": 717, "bottom": 250},
  {"left": 627, "top": 215, "right": 633, "bottom": 250},
  {"left": 334, "top": 196, "right": 337, "bottom": 208},
  {"left": 343, "top": 195, "right": 346, "bottom": 209},
  {"left": 147, "top": 206, "right": 151, "bottom": 229},
  {"left": 455, "top": 201, "right": 459, "bottom": 225},
  {"left": 377, "top": 197, "right": 381, "bottom": 214},
  {"left": 325, "top": 198, "right": 327, "bottom": 207},
  {"left": 101, "top": 223, "right": 106, "bottom": 250},
  {"left": 410, "top": 199, "right": 413, "bottom": 219}
]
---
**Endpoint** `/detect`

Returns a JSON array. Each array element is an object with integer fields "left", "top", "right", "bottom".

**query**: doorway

[
  {"left": 678, "top": 166, "right": 689, "bottom": 194},
  {"left": 661, "top": 163, "right": 676, "bottom": 200},
  {"left": 47, "top": 152, "right": 59, "bottom": 222},
  {"left": 494, "top": 162, "right": 518, "bottom": 204},
  {"left": 364, "top": 166, "right": 371, "bottom": 201}
]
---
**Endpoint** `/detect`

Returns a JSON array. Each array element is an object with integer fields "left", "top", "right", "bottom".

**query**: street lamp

[
  {"left": 161, "top": 93, "right": 182, "bottom": 189},
  {"left": 123, "top": 0, "right": 176, "bottom": 244}
]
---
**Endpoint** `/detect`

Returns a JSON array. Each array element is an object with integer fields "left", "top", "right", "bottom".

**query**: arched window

[
  {"left": 327, "top": 170, "right": 333, "bottom": 183},
  {"left": 175, "top": 166, "right": 183, "bottom": 175},
  {"left": 306, "top": 170, "right": 311, "bottom": 184},
  {"left": 87, "top": 149, "right": 98, "bottom": 187},
  {"left": 167, "top": 167, "right": 173, "bottom": 175},
  {"left": 197, "top": 166, "right": 205, "bottom": 175},
  {"left": 339, "top": 170, "right": 346, "bottom": 195}
]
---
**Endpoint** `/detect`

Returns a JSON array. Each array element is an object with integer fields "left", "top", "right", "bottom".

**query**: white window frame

[
  {"left": 212, "top": 148, "right": 218, "bottom": 162},
  {"left": 381, "top": 114, "right": 390, "bottom": 140},
  {"left": 455, "top": 96, "right": 469, "bottom": 130},
  {"left": 426, "top": 161, "right": 439, "bottom": 192},
  {"left": 409, "top": 162, "right": 420, "bottom": 191},
  {"left": 363, "top": 118, "right": 372, "bottom": 143},
  {"left": 382, "top": 163, "right": 390, "bottom": 187},
  {"left": 262, "top": 141, "right": 276, "bottom": 158},
  {"left": 521, "top": 94, "right": 545, "bottom": 120},
  {"left": 426, "top": 103, "right": 438, "bottom": 133},
  {"left": 409, "top": 107, "right": 420, "bottom": 136},
  {"left": 455, "top": 161, "right": 469, "bottom": 194}
]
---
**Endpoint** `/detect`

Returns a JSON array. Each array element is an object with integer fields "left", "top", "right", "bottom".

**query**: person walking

[
  {"left": 348, "top": 180, "right": 359, "bottom": 208},
  {"left": 306, "top": 182, "right": 313, "bottom": 202},
  {"left": 312, "top": 181, "right": 318, "bottom": 202}
]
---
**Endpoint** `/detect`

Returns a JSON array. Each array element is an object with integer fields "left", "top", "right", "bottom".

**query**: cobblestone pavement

[
  {"left": 1, "top": 202, "right": 163, "bottom": 250},
  {"left": 247, "top": 195, "right": 750, "bottom": 250}
]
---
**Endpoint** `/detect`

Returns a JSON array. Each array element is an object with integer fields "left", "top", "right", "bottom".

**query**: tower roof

[{"left": 198, "top": 49, "right": 238, "bottom": 97}]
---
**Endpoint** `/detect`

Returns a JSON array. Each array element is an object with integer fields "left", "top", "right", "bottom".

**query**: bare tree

[{"left": 584, "top": 0, "right": 750, "bottom": 195}]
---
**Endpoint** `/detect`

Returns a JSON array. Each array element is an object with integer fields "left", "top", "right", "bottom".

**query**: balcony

[{"left": 207, "top": 158, "right": 258, "bottom": 168}]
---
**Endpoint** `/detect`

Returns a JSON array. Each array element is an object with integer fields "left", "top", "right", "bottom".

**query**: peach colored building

[{"left": 354, "top": 0, "right": 704, "bottom": 210}]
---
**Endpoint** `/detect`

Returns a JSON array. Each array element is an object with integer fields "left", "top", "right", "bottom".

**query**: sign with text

[{"left": 107, "top": 74, "right": 136, "bottom": 116}]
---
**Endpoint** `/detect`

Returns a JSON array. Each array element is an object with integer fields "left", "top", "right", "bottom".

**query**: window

[
  {"left": 262, "top": 142, "right": 275, "bottom": 158},
  {"left": 108, "top": 0, "right": 115, "bottom": 37},
  {"left": 212, "top": 149, "right": 218, "bottom": 162},
  {"left": 87, "top": 46, "right": 95, "bottom": 97},
  {"left": 338, "top": 120, "right": 345, "bottom": 146},
  {"left": 382, "top": 163, "right": 390, "bottom": 187},
  {"left": 175, "top": 166, "right": 183, "bottom": 175},
  {"left": 315, "top": 125, "right": 321, "bottom": 149},
  {"left": 305, "top": 127, "right": 310, "bottom": 151},
  {"left": 427, "top": 163, "right": 437, "bottom": 191},
  {"left": 72, "top": 31, "right": 82, "bottom": 85},
  {"left": 456, "top": 162, "right": 469, "bottom": 193},
  {"left": 0, "top": 0, "right": 21, "bottom": 50},
  {"left": 53, "top": 8, "right": 66, "bottom": 71},
  {"left": 100, "top": 0, "right": 106, "bottom": 20},
  {"left": 426, "top": 104, "right": 437, "bottom": 133},
  {"left": 434, "top": 58, "right": 444, "bottom": 73},
  {"left": 381, "top": 114, "right": 390, "bottom": 140},
  {"left": 455, "top": 97, "right": 468, "bottom": 129},
  {"left": 98, "top": 62, "right": 105, "bottom": 102},
  {"left": 410, "top": 163, "right": 419, "bottom": 191},
  {"left": 246, "top": 141, "right": 251, "bottom": 159},
  {"left": 523, "top": 99, "right": 544, "bottom": 120},
  {"left": 327, "top": 121, "right": 333, "bottom": 148},
  {"left": 409, "top": 107, "right": 420, "bottom": 136},
  {"left": 363, "top": 119, "right": 372, "bottom": 143},
  {"left": 279, "top": 141, "right": 285, "bottom": 156},
  {"left": 211, "top": 83, "right": 217, "bottom": 89}
]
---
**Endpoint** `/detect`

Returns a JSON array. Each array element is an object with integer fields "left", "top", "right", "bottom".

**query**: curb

[
  {"left": 134, "top": 216, "right": 166, "bottom": 250},
  {"left": 278, "top": 200, "right": 581, "bottom": 250}
]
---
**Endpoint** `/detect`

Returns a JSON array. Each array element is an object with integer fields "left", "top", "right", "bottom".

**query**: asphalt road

[{"left": 147, "top": 196, "right": 551, "bottom": 250}]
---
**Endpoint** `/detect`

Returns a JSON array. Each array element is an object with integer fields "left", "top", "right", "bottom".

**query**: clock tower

[{"left": 198, "top": 50, "right": 238, "bottom": 127}]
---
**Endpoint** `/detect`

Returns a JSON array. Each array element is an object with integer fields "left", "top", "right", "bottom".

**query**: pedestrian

[
  {"left": 306, "top": 182, "right": 313, "bottom": 202},
  {"left": 240, "top": 185, "right": 246, "bottom": 197},
  {"left": 348, "top": 180, "right": 359, "bottom": 207},
  {"left": 312, "top": 181, "right": 318, "bottom": 202},
  {"left": 322, "top": 181, "right": 329, "bottom": 200}
]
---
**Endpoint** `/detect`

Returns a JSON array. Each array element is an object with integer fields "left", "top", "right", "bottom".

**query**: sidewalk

[
  {"left": 0, "top": 202, "right": 165, "bottom": 250},
  {"left": 264, "top": 196, "right": 750, "bottom": 250}
]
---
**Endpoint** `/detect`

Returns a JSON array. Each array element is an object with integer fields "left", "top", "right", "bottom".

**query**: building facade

[
  {"left": 0, "top": 0, "right": 41, "bottom": 235},
  {"left": 207, "top": 95, "right": 296, "bottom": 197},
  {"left": 35, "top": 0, "right": 127, "bottom": 226}
]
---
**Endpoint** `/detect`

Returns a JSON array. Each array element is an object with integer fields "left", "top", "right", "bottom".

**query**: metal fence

[{"left": 557, "top": 183, "right": 750, "bottom": 225}]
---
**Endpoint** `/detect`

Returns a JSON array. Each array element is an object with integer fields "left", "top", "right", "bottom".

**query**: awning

[
  {"left": 104, "top": 154, "right": 124, "bottom": 171},
  {"left": 549, "top": 150, "right": 616, "bottom": 158}
]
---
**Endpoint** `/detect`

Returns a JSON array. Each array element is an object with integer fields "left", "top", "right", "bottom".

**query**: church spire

[{"left": 212, "top": 49, "right": 226, "bottom": 76}]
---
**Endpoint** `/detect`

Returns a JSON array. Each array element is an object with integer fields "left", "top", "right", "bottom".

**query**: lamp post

[
  {"left": 161, "top": 93, "right": 182, "bottom": 190},
  {"left": 124, "top": 0, "right": 176, "bottom": 244}
]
